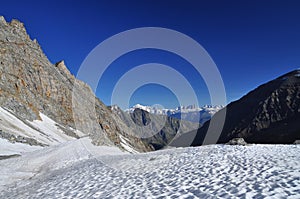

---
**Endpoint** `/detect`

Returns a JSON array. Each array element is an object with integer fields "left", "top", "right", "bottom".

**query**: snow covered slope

[
  {"left": 1, "top": 141, "right": 299, "bottom": 198},
  {"left": 0, "top": 137, "right": 124, "bottom": 190},
  {"left": 0, "top": 138, "right": 42, "bottom": 156},
  {"left": 0, "top": 107, "right": 85, "bottom": 156}
]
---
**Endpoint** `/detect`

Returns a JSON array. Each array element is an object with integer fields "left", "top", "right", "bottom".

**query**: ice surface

[
  {"left": 0, "top": 137, "right": 123, "bottom": 190},
  {"left": 0, "top": 138, "right": 42, "bottom": 156},
  {"left": 1, "top": 141, "right": 299, "bottom": 198}
]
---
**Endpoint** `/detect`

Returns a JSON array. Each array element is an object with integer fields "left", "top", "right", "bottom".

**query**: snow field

[{"left": 1, "top": 143, "right": 299, "bottom": 198}]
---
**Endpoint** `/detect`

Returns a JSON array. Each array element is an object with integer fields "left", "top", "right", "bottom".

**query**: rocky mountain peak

[
  {"left": 10, "top": 19, "right": 25, "bottom": 29},
  {"left": 0, "top": 16, "right": 31, "bottom": 43},
  {"left": 0, "top": 16, "right": 7, "bottom": 25},
  {"left": 0, "top": 16, "right": 25, "bottom": 30},
  {"left": 132, "top": 108, "right": 151, "bottom": 126},
  {"left": 0, "top": 16, "right": 154, "bottom": 152},
  {"left": 55, "top": 60, "right": 74, "bottom": 79}
]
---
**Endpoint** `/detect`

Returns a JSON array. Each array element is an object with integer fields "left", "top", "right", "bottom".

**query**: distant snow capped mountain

[{"left": 125, "top": 104, "right": 224, "bottom": 124}]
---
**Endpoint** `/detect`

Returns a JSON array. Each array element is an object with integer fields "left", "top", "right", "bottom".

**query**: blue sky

[{"left": 1, "top": 0, "right": 300, "bottom": 109}]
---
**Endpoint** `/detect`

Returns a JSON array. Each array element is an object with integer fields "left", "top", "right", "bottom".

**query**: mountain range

[
  {"left": 125, "top": 104, "right": 223, "bottom": 124},
  {"left": 0, "top": 16, "right": 299, "bottom": 156}
]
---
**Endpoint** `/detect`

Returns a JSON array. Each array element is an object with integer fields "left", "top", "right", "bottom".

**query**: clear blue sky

[{"left": 1, "top": 0, "right": 300, "bottom": 109}]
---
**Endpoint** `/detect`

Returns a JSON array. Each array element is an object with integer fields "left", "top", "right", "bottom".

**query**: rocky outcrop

[
  {"left": 191, "top": 69, "right": 300, "bottom": 145},
  {"left": 0, "top": 129, "right": 46, "bottom": 146},
  {"left": 293, "top": 140, "right": 300, "bottom": 144},
  {"left": 0, "top": 16, "right": 152, "bottom": 152},
  {"left": 226, "top": 138, "right": 247, "bottom": 146}
]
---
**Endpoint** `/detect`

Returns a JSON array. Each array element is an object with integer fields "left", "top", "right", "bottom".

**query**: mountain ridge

[{"left": 190, "top": 69, "right": 300, "bottom": 145}]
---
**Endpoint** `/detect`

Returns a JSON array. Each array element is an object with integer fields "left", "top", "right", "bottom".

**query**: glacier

[{"left": 0, "top": 138, "right": 299, "bottom": 198}]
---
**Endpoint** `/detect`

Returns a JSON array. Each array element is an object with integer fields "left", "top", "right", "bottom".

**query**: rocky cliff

[{"left": 0, "top": 16, "right": 153, "bottom": 152}]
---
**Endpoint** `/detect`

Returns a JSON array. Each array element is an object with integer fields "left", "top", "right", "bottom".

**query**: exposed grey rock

[
  {"left": 226, "top": 138, "right": 247, "bottom": 146},
  {"left": 293, "top": 140, "right": 300, "bottom": 144},
  {"left": 0, "top": 16, "right": 152, "bottom": 152},
  {"left": 0, "top": 129, "right": 46, "bottom": 146},
  {"left": 55, "top": 124, "right": 80, "bottom": 139},
  {"left": 0, "top": 154, "right": 21, "bottom": 160}
]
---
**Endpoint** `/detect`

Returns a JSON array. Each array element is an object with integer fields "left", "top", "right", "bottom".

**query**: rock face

[
  {"left": 0, "top": 16, "right": 153, "bottom": 152},
  {"left": 131, "top": 108, "right": 152, "bottom": 126},
  {"left": 191, "top": 70, "right": 300, "bottom": 145}
]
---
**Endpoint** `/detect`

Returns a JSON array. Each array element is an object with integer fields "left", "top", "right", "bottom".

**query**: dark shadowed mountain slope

[{"left": 191, "top": 69, "right": 300, "bottom": 145}]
